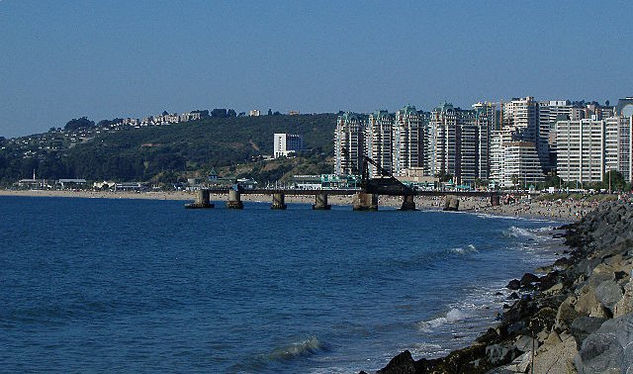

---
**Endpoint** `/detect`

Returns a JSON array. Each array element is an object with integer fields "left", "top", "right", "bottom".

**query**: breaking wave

[
  {"left": 450, "top": 244, "right": 478, "bottom": 255},
  {"left": 416, "top": 308, "right": 469, "bottom": 332},
  {"left": 503, "top": 226, "right": 550, "bottom": 240},
  {"left": 267, "top": 336, "right": 327, "bottom": 361}
]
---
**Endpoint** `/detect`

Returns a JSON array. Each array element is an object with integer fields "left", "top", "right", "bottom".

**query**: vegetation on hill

[{"left": 0, "top": 114, "right": 337, "bottom": 185}]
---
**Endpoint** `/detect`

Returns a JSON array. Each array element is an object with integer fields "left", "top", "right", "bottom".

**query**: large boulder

[
  {"left": 521, "top": 273, "right": 540, "bottom": 288},
  {"left": 575, "top": 314, "right": 633, "bottom": 374},
  {"left": 485, "top": 343, "right": 520, "bottom": 365},
  {"left": 570, "top": 316, "right": 607, "bottom": 345},
  {"left": 507, "top": 279, "right": 521, "bottom": 290},
  {"left": 376, "top": 350, "right": 417, "bottom": 374},
  {"left": 595, "top": 280, "right": 624, "bottom": 312},
  {"left": 575, "top": 286, "right": 610, "bottom": 318},
  {"left": 613, "top": 281, "right": 633, "bottom": 317},
  {"left": 531, "top": 333, "right": 578, "bottom": 374}
]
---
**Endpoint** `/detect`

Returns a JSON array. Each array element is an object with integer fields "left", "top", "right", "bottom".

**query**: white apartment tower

[
  {"left": 555, "top": 119, "right": 605, "bottom": 183},
  {"left": 273, "top": 133, "right": 303, "bottom": 158},
  {"left": 366, "top": 110, "right": 393, "bottom": 176},
  {"left": 428, "top": 103, "right": 490, "bottom": 184},
  {"left": 392, "top": 105, "right": 423, "bottom": 176},
  {"left": 334, "top": 113, "right": 365, "bottom": 175}
]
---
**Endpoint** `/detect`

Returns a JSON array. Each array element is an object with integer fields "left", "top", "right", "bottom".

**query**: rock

[
  {"left": 575, "top": 287, "right": 610, "bottom": 318},
  {"left": 508, "top": 292, "right": 519, "bottom": 300},
  {"left": 595, "top": 280, "right": 624, "bottom": 311},
  {"left": 539, "top": 271, "right": 561, "bottom": 291},
  {"left": 556, "top": 296, "right": 579, "bottom": 331},
  {"left": 545, "top": 330, "right": 562, "bottom": 346},
  {"left": 570, "top": 316, "right": 606, "bottom": 344},
  {"left": 575, "top": 332, "right": 623, "bottom": 374},
  {"left": 554, "top": 257, "right": 572, "bottom": 268},
  {"left": 543, "top": 282, "right": 564, "bottom": 295},
  {"left": 520, "top": 273, "right": 540, "bottom": 287},
  {"left": 507, "top": 279, "right": 521, "bottom": 290},
  {"left": 495, "top": 292, "right": 504, "bottom": 296},
  {"left": 514, "top": 335, "right": 534, "bottom": 353},
  {"left": 376, "top": 350, "right": 416, "bottom": 374},
  {"left": 528, "top": 307, "right": 557, "bottom": 336},
  {"left": 575, "top": 314, "right": 633, "bottom": 374},
  {"left": 613, "top": 281, "right": 633, "bottom": 317},
  {"left": 532, "top": 333, "right": 578, "bottom": 374},
  {"left": 486, "top": 343, "right": 520, "bottom": 365}
]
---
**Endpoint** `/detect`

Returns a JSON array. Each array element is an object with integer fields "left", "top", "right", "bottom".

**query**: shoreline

[
  {"left": 0, "top": 189, "right": 588, "bottom": 222},
  {"left": 369, "top": 200, "right": 633, "bottom": 374}
]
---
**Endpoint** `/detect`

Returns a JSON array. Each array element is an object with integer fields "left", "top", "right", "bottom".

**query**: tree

[
  {"left": 511, "top": 174, "right": 520, "bottom": 188},
  {"left": 602, "top": 170, "right": 626, "bottom": 192},
  {"left": 64, "top": 117, "right": 94, "bottom": 131},
  {"left": 227, "top": 109, "right": 237, "bottom": 117}
]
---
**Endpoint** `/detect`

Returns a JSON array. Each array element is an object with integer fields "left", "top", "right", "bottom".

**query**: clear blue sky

[{"left": 1, "top": 0, "right": 632, "bottom": 137}]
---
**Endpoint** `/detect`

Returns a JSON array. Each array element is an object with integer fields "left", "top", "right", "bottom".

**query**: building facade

[
  {"left": 365, "top": 110, "right": 393, "bottom": 176},
  {"left": 334, "top": 113, "right": 365, "bottom": 175},
  {"left": 392, "top": 105, "right": 423, "bottom": 176},
  {"left": 273, "top": 133, "right": 303, "bottom": 158}
]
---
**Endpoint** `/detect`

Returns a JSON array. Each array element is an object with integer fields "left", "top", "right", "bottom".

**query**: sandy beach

[{"left": 0, "top": 189, "right": 595, "bottom": 221}]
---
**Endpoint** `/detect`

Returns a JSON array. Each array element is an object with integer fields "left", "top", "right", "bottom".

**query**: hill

[{"left": 0, "top": 113, "right": 337, "bottom": 185}]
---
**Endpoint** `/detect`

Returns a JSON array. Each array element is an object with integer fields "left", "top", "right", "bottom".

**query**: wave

[
  {"left": 416, "top": 308, "right": 469, "bottom": 332},
  {"left": 503, "top": 226, "right": 553, "bottom": 241},
  {"left": 267, "top": 336, "right": 327, "bottom": 361},
  {"left": 449, "top": 244, "right": 478, "bottom": 255}
]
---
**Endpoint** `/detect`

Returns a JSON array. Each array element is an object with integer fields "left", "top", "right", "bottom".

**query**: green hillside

[{"left": 0, "top": 113, "right": 337, "bottom": 184}]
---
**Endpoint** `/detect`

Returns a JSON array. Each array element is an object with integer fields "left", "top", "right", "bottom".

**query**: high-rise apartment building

[
  {"left": 428, "top": 103, "right": 490, "bottom": 184},
  {"left": 273, "top": 133, "right": 303, "bottom": 158},
  {"left": 392, "top": 105, "right": 423, "bottom": 176},
  {"left": 555, "top": 119, "right": 604, "bottom": 183},
  {"left": 604, "top": 116, "right": 630, "bottom": 182},
  {"left": 366, "top": 110, "right": 393, "bottom": 176},
  {"left": 555, "top": 115, "right": 631, "bottom": 184},
  {"left": 334, "top": 113, "right": 365, "bottom": 175}
]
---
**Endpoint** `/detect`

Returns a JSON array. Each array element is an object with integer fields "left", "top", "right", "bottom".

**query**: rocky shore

[{"left": 367, "top": 200, "right": 633, "bottom": 374}]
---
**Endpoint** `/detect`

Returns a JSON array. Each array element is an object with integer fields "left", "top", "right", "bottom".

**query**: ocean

[{"left": 0, "top": 196, "right": 565, "bottom": 373}]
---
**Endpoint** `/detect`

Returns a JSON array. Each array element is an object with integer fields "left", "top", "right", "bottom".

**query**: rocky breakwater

[{"left": 364, "top": 201, "right": 633, "bottom": 374}]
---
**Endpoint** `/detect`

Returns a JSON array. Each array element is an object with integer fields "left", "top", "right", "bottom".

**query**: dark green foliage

[
  {"left": 64, "top": 117, "right": 94, "bottom": 131},
  {"left": 0, "top": 114, "right": 336, "bottom": 184}
]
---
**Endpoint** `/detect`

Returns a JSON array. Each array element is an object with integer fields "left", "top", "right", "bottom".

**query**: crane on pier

[{"left": 342, "top": 147, "right": 414, "bottom": 196}]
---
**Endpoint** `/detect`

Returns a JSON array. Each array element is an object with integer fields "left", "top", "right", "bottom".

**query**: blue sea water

[{"left": 0, "top": 196, "right": 565, "bottom": 373}]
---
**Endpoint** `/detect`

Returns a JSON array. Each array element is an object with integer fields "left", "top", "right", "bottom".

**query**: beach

[{"left": 0, "top": 189, "right": 597, "bottom": 221}]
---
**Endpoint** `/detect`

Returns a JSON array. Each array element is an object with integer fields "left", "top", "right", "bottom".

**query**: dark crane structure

[{"left": 343, "top": 148, "right": 417, "bottom": 210}]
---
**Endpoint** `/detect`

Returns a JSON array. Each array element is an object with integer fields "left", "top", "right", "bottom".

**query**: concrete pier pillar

[
  {"left": 443, "top": 195, "right": 460, "bottom": 211},
  {"left": 185, "top": 189, "right": 214, "bottom": 209},
  {"left": 226, "top": 189, "right": 244, "bottom": 209},
  {"left": 352, "top": 192, "right": 378, "bottom": 211},
  {"left": 312, "top": 193, "right": 331, "bottom": 210},
  {"left": 490, "top": 194, "right": 500, "bottom": 206},
  {"left": 271, "top": 193, "right": 287, "bottom": 210},
  {"left": 400, "top": 194, "right": 416, "bottom": 211}
]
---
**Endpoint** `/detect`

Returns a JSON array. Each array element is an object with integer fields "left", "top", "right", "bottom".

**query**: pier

[
  {"left": 186, "top": 187, "right": 500, "bottom": 211},
  {"left": 186, "top": 155, "right": 501, "bottom": 211}
]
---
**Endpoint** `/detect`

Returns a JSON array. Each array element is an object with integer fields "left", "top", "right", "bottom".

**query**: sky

[{"left": 1, "top": 0, "right": 632, "bottom": 138}]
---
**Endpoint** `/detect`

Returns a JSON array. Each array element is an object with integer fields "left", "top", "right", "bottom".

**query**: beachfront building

[
  {"left": 273, "top": 133, "right": 303, "bottom": 158},
  {"left": 427, "top": 103, "right": 490, "bottom": 185},
  {"left": 392, "top": 105, "right": 424, "bottom": 176},
  {"left": 604, "top": 116, "right": 631, "bottom": 182},
  {"left": 555, "top": 115, "right": 632, "bottom": 184},
  {"left": 365, "top": 110, "right": 393, "bottom": 176},
  {"left": 501, "top": 141, "right": 545, "bottom": 187},
  {"left": 334, "top": 113, "right": 365, "bottom": 175},
  {"left": 555, "top": 119, "right": 605, "bottom": 184}
]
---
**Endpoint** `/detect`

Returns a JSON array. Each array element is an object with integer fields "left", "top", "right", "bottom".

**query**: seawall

[{"left": 367, "top": 200, "right": 633, "bottom": 374}]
